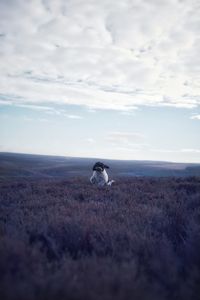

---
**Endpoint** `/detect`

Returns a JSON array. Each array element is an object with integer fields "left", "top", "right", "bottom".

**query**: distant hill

[{"left": 0, "top": 152, "right": 200, "bottom": 179}]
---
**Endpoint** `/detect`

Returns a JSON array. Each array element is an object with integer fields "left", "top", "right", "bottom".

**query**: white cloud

[
  {"left": 0, "top": 100, "right": 12, "bottom": 105},
  {"left": 1, "top": 102, "right": 83, "bottom": 118},
  {"left": 16, "top": 104, "right": 55, "bottom": 111},
  {"left": 86, "top": 138, "right": 95, "bottom": 143},
  {"left": 151, "top": 148, "right": 200, "bottom": 154},
  {"left": 150, "top": 148, "right": 179, "bottom": 153},
  {"left": 191, "top": 114, "right": 200, "bottom": 120},
  {"left": 105, "top": 131, "right": 146, "bottom": 147},
  {"left": 65, "top": 114, "right": 83, "bottom": 119},
  {"left": 0, "top": 0, "right": 200, "bottom": 110},
  {"left": 181, "top": 148, "right": 200, "bottom": 153}
]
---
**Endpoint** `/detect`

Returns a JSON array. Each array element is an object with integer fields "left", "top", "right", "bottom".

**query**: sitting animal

[{"left": 90, "top": 162, "right": 115, "bottom": 187}]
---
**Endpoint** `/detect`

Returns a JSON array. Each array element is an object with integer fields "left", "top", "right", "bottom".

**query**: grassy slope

[
  {"left": 0, "top": 177, "right": 200, "bottom": 300},
  {"left": 1, "top": 152, "right": 200, "bottom": 178}
]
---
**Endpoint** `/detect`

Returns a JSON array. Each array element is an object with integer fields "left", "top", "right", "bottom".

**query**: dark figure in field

[{"left": 90, "top": 162, "right": 115, "bottom": 187}]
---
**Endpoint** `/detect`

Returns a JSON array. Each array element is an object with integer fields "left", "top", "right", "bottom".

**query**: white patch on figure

[{"left": 90, "top": 162, "right": 115, "bottom": 187}]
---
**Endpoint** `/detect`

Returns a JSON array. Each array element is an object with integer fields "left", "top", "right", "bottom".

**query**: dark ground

[{"left": 0, "top": 176, "right": 200, "bottom": 300}]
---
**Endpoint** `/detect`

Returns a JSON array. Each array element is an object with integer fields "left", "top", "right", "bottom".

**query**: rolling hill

[{"left": 0, "top": 152, "right": 200, "bottom": 179}]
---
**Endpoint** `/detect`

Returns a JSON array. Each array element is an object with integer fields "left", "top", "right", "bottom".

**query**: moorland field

[{"left": 0, "top": 153, "right": 200, "bottom": 300}]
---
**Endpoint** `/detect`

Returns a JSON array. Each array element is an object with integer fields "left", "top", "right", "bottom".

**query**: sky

[{"left": 0, "top": 0, "right": 200, "bottom": 162}]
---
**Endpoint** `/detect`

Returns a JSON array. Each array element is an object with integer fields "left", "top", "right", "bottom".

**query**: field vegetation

[{"left": 0, "top": 176, "right": 200, "bottom": 300}]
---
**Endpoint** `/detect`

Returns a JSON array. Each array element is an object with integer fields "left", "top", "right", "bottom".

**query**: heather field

[{"left": 0, "top": 177, "right": 200, "bottom": 300}]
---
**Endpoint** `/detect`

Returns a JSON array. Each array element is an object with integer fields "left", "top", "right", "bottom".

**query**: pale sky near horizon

[{"left": 0, "top": 0, "right": 200, "bottom": 162}]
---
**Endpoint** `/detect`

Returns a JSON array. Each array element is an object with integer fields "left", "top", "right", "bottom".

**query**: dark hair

[{"left": 93, "top": 162, "right": 109, "bottom": 171}]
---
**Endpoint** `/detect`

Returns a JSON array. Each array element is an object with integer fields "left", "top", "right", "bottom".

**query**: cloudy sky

[{"left": 0, "top": 0, "right": 200, "bottom": 162}]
